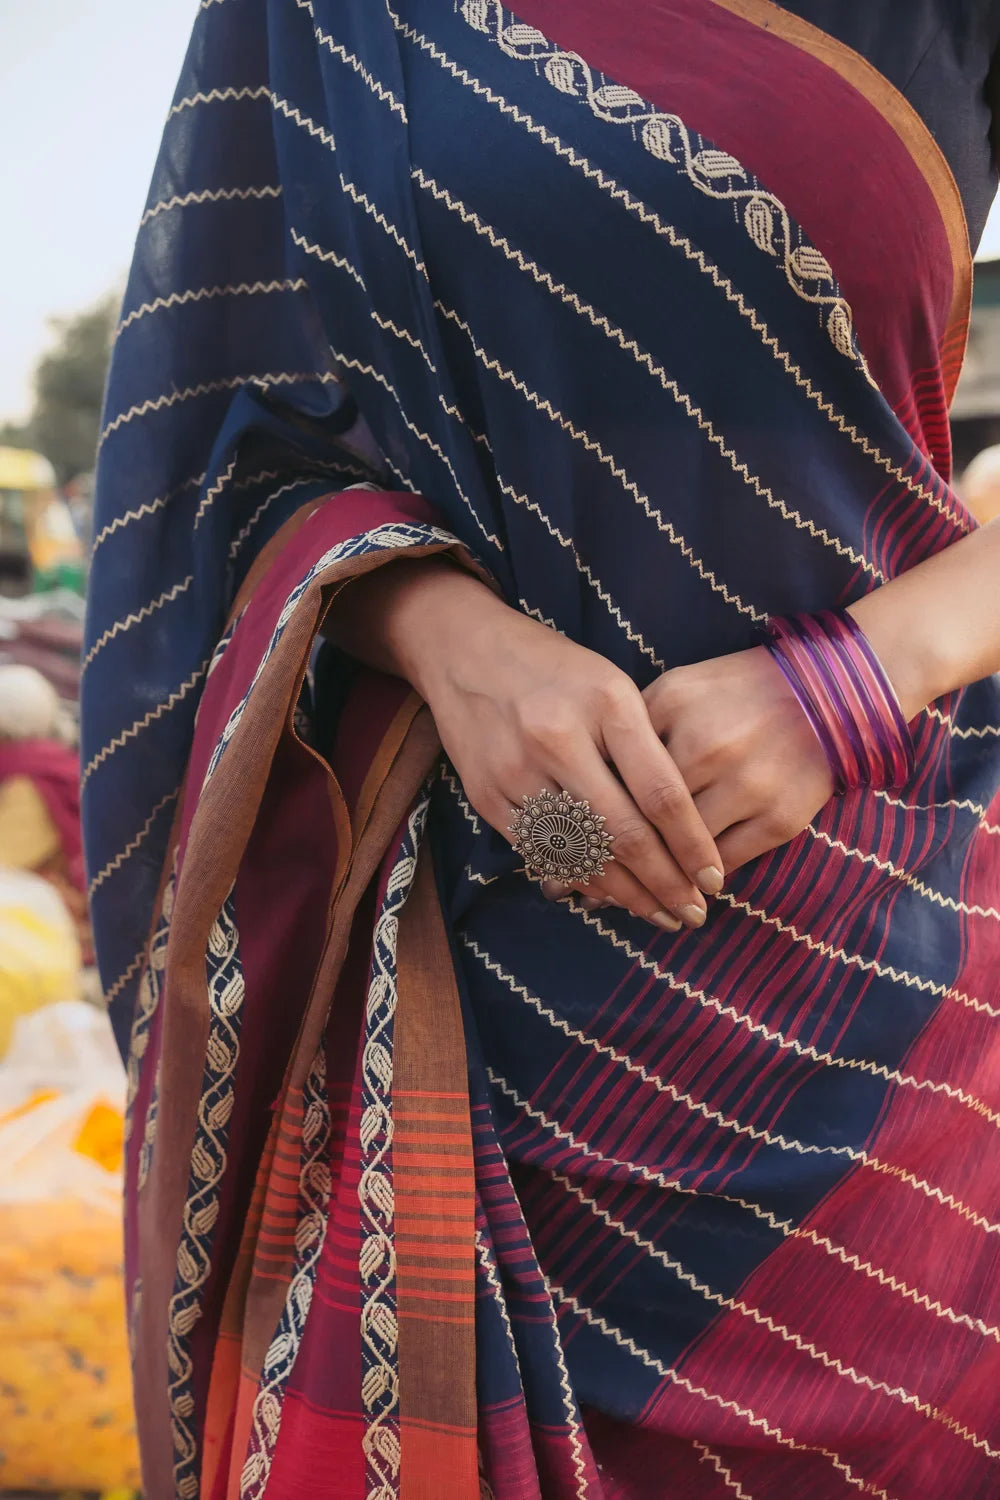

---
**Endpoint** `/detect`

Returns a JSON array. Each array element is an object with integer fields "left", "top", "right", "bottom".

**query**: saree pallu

[{"left": 82, "top": 1, "right": 1000, "bottom": 1495}]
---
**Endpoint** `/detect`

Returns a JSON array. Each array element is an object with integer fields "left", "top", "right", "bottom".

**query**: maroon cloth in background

[{"left": 0, "top": 738, "right": 84, "bottom": 892}]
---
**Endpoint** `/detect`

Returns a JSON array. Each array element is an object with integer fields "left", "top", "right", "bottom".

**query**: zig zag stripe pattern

[
  {"left": 569, "top": 907, "right": 1000, "bottom": 1120},
  {"left": 466, "top": 938, "right": 1000, "bottom": 1228},
  {"left": 489, "top": 1070, "right": 1000, "bottom": 1339},
  {"left": 116, "top": 279, "right": 307, "bottom": 337},
  {"left": 82, "top": 660, "right": 210, "bottom": 788},
  {"left": 140, "top": 184, "right": 282, "bottom": 229},
  {"left": 414, "top": 168, "right": 883, "bottom": 580},
  {"left": 548, "top": 1282, "right": 892, "bottom": 1498},
  {"left": 89, "top": 789, "right": 180, "bottom": 898},
  {"left": 556, "top": 1171, "right": 1000, "bottom": 1457},
  {"left": 396, "top": 2, "right": 966, "bottom": 537}
]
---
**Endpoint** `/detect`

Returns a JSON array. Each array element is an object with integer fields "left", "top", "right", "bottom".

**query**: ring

[{"left": 508, "top": 789, "right": 615, "bottom": 884}]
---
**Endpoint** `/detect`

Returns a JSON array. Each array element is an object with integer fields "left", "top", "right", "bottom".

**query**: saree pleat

[{"left": 83, "top": 1, "right": 1000, "bottom": 1494}]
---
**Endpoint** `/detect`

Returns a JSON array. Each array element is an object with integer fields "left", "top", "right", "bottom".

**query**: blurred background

[
  {"left": 0, "top": 7, "right": 199, "bottom": 1498},
  {"left": 2, "top": 5, "right": 1000, "bottom": 1497}
]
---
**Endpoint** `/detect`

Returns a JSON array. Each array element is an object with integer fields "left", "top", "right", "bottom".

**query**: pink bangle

[{"left": 765, "top": 610, "right": 915, "bottom": 793}]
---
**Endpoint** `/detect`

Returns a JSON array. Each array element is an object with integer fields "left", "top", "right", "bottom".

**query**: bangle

[{"left": 765, "top": 609, "right": 915, "bottom": 793}]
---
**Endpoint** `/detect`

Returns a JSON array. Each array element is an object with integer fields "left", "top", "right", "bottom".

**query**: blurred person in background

[
  {"left": 84, "top": 3, "right": 1000, "bottom": 1497},
  {"left": 961, "top": 441, "right": 1000, "bottom": 524},
  {"left": 0, "top": 664, "right": 90, "bottom": 961}
]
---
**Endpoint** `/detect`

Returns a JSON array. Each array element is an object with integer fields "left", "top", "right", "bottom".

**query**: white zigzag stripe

[
  {"left": 475, "top": 1231, "right": 523, "bottom": 1375},
  {"left": 291, "top": 218, "right": 747, "bottom": 655},
  {"left": 440, "top": 765, "right": 482, "bottom": 832},
  {"left": 876, "top": 787, "right": 1000, "bottom": 838},
  {"left": 371, "top": 310, "right": 437, "bottom": 374},
  {"left": 547, "top": 1282, "right": 892, "bottom": 1498},
  {"left": 926, "top": 704, "right": 1000, "bottom": 740},
  {"left": 270, "top": 91, "right": 337, "bottom": 151},
  {"left": 493, "top": 474, "right": 664, "bottom": 665},
  {"left": 291, "top": 227, "right": 367, "bottom": 289},
  {"left": 290, "top": 224, "right": 661, "bottom": 650},
  {"left": 718, "top": 890, "right": 996, "bottom": 1019},
  {"left": 570, "top": 906, "right": 1000, "bottom": 1124},
  {"left": 477, "top": 1189, "right": 590, "bottom": 1493},
  {"left": 90, "top": 472, "right": 205, "bottom": 552},
  {"left": 558, "top": 1173, "right": 1000, "bottom": 1457},
  {"left": 227, "top": 475, "right": 320, "bottom": 560},
  {"left": 168, "top": 84, "right": 271, "bottom": 119},
  {"left": 83, "top": 576, "right": 194, "bottom": 671},
  {"left": 542, "top": 1276, "right": 592, "bottom": 1496},
  {"left": 407, "top": 6, "right": 966, "bottom": 538},
  {"left": 116, "top": 278, "right": 306, "bottom": 336},
  {"left": 809, "top": 827, "right": 1000, "bottom": 921},
  {"left": 414, "top": 168, "right": 882, "bottom": 581},
  {"left": 338, "top": 175, "right": 427, "bottom": 274},
  {"left": 103, "top": 946, "right": 148, "bottom": 1010},
  {"left": 694, "top": 1444, "right": 754, "bottom": 1499},
  {"left": 88, "top": 790, "right": 180, "bottom": 897},
  {"left": 99, "top": 369, "right": 339, "bottom": 445},
  {"left": 469, "top": 940, "right": 1000, "bottom": 1236},
  {"left": 82, "top": 660, "right": 210, "bottom": 787},
  {"left": 293, "top": 0, "right": 407, "bottom": 120},
  {"left": 168, "top": 81, "right": 340, "bottom": 153},
  {"left": 140, "top": 184, "right": 282, "bottom": 228},
  {"left": 491, "top": 474, "right": 665, "bottom": 663},
  {"left": 193, "top": 458, "right": 238, "bottom": 529},
  {"left": 489, "top": 1070, "right": 1000, "bottom": 1339},
  {"left": 327, "top": 343, "right": 501, "bottom": 549},
  {"left": 435, "top": 298, "right": 764, "bottom": 621}
]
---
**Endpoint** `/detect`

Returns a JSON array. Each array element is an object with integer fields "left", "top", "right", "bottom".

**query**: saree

[{"left": 81, "top": 0, "right": 1000, "bottom": 1495}]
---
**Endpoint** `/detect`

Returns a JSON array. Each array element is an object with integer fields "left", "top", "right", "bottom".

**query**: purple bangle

[
  {"left": 765, "top": 635, "right": 846, "bottom": 787},
  {"left": 765, "top": 608, "right": 915, "bottom": 792},
  {"left": 835, "top": 610, "right": 915, "bottom": 781},
  {"left": 790, "top": 616, "right": 870, "bottom": 787},
  {"left": 814, "top": 612, "right": 897, "bottom": 785}
]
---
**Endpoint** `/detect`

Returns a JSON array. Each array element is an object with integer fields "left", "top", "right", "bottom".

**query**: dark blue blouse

[{"left": 779, "top": 1, "right": 1000, "bottom": 248}]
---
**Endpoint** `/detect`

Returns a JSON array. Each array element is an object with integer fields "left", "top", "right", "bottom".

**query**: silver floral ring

[{"left": 508, "top": 789, "right": 615, "bottom": 884}]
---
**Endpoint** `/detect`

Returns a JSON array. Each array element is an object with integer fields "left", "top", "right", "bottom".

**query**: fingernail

[
  {"left": 697, "top": 865, "right": 725, "bottom": 896},
  {"left": 579, "top": 896, "right": 603, "bottom": 911},
  {"left": 673, "top": 903, "right": 707, "bottom": 928},
  {"left": 650, "top": 909, "right": 683, "bottom": 931}
]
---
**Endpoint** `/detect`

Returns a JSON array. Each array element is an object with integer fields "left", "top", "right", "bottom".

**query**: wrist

[
  {"left": 845, "top": 593, "right": 946, "bottom": 722},
  {"left": 379, "top": 560, "right": 511, "bottom": 701}
]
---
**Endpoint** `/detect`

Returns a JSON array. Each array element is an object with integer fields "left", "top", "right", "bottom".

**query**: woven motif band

[{"left": 765, "top": 609, "right": 915, "bottom": 793}]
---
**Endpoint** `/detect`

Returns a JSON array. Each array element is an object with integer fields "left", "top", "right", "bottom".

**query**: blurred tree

[
  {"left": 0, "top": 419, "right": 32, "bottom": 449},
  {"left": 23, "top": 297, "right": 117, "bottom": 485}
]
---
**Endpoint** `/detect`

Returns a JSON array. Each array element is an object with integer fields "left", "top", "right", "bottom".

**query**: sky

[
  {"left": 2, "top": 2, "right": 1000, "bottom": 425},
  {"left": 0, "top": 0, "right": 198, "bottom": 422}
]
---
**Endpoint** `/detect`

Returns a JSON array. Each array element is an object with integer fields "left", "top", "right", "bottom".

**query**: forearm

[
  {"left": 323, "top": 555, "right": 513, "bottom": 700},
  {"left": 848, "top": 516, "right": 1000, "bottom": 720}
]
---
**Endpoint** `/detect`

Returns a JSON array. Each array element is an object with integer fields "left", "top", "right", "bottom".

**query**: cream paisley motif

[{"left": 460, "top": 0, "right": 866, "bottom": 371}]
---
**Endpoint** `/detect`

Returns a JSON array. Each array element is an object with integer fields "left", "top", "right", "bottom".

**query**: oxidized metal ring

[{"left": 508, "top": 789, "right": 615, "bottom": 885}]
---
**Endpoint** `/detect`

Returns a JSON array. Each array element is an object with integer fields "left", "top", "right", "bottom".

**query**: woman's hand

[
  {"left": 325, "top": 559, "right": 724, "bottom": 927},
  {"left": 642, "top": 645, "right": 836, "bottom": 873}
]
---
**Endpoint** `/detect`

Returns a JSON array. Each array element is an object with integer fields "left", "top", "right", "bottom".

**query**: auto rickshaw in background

[{"left": 0, "top": 447, "right": 85, "bottom": 597}]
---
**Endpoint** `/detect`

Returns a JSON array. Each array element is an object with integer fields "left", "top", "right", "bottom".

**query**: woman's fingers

[
  {"left": 540, "top": 745, "right": 709, "bottom": 925},
  {"left": 482, "top": 778, "right": 689, "bottom": 929},
  {"left": 714, "top": 817, "right": 781, "bottom": 873},
  {"left": 600, "top": 688, "right": 725, "bottom": 897},
  {"left": 692, "top": 782, "right": 755, "bottom": 841}
]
